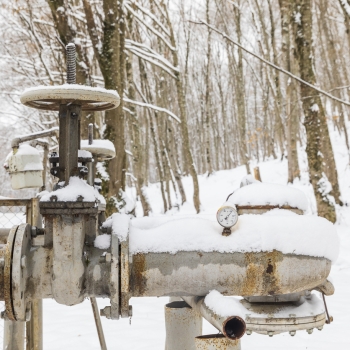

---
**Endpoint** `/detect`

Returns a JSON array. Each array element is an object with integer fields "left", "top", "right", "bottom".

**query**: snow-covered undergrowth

[{"left": 40, "top": 126, "right": 349, "bottom": 349}]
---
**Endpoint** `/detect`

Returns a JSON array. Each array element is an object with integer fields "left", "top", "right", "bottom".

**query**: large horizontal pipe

[{"left": 182, "top": 296, "right": 246, "bottom": 340}]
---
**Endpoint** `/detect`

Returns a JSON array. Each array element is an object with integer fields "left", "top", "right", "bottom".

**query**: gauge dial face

[{"left": 217, "top": 206, "right": 238, "bottom": 228}]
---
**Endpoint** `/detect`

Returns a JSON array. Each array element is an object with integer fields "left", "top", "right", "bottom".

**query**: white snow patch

[
  {"left": 40, "top": 176, "right": 99, "bottom": 202},
  {"left": 94, "top": 234, "right": 111, "bottom": 250},
  {"left": 227, "top": 182, "right": 308, "bottom": 211},
  {"left": 81, "top": 139, "right": 115, "bottom": 153},
  {"left": 22, "top": 84, "right": 119, "bottom": 99},
  {"left": 311, "top": 103, "right": 319, "bottom": 112},
  {"left": 103, "top": 213, "right": 130, "bottom": 242},
  {"left": 16, "top": 143, "right": 41, "bottom": 156},
  {"left": 204, "top": 290, "right": 324, "bottom": 319},
  {"left": 263, "top": 208, "right": 298, "bottom": 216},
  {"left": 78, "top": 149, "right": 92, "bottom": 158},
  {"left": 294, "top": 12, "right": 302, "bottom": 25},
  {"left": 239, "top": 174, "right": 260, "bottom": 187},
  {"left": 129, "top": 213, "right": 339, "bottom": 261}
]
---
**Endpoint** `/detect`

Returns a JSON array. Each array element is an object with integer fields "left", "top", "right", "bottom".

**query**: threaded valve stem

[{"left": 66, "top": 43, "right": 76, "bottom": 84}]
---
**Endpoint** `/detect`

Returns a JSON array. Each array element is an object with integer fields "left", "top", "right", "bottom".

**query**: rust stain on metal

[
  {"left": 4, "top": 226, "right": 18, "bottom": 320},
  {"left": 130, "top": 253, "right": 146, "bottom": 296},
  {"left": 120, "top": 240, "right": 131, "bottom": 317},
  {"left": 195, "top": 334, "right": 241, "bottom": 350},
  {"left": 241, "top": 250, "right": 282, "bottom": 296}
]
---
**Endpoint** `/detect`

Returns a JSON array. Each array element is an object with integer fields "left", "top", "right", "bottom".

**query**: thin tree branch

[{"left": 194, "top": 19, "right": 350, "bottom": 107}]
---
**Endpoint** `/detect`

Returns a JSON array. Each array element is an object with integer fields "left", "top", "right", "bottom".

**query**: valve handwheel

[{"left": 20, "top": 85, "right": 120, "bottom": 112}]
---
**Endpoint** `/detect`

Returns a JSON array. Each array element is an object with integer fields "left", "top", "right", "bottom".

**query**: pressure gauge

[{"left": 216, "top": 205, "right": 238, "bottom": 236}]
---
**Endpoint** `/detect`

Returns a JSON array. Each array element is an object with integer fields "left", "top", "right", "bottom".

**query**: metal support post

[
  {"left": 164, "top": 301, "right": 202, "bottom": 350},
  {"left": 90, "top": 298, "right": 107, "bottom": 350},
  {"left": 26, "top": 300, "right": 43, "bottom": 350},
  {"left": 87, "top": 123, "right": 95, "bottom": 187},
  {"left": 3, "top": 320, "right": 25, "bottom": 350},
  {"left": 26, "top": 198, "right": 43, "bottom": 350},
  {"left": 58, "top": 103, "right": 81, "bottom": 183}
]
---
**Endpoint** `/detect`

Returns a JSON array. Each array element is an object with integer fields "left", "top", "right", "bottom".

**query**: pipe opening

[{"left": 223, "top": 316, "right": 246, "bottom": 339}]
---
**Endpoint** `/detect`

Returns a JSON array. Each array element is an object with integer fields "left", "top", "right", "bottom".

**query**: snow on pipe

[
  {"left": 182, "top": 296, "right": 246, "bottom": 340},
  {"left": 66, "top": 43, "right": 76, "bottom": 84}
]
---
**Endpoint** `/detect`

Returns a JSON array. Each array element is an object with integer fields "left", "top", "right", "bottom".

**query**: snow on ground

[
  {"left": 1, "top": 125, "right": 349, "bottom": 349},
  {"left": 41, "top": 150, "right": 350, "bottom": 349}
]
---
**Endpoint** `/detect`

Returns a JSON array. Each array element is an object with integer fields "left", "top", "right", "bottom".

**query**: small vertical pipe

[
  {"left": 42, "top": 145, "right": 49, "bottom": 191},
  {"left": 195, "top": 335, "right": 241, "bottom": 350},
  {"left": 26, "top": 300, "right": 43, "bottom": 350},
  {"left": 87, "top": 123, "right": 94, "bottom": 186},
  {"left": 88, "top": 123, "right": 94, "bottom": 145},
  {"left": 26, "top": 199, "right": 43, "bottom": 350},
  {"left": 164, "top": 301, "right": 202, "bottom": 350},
  {"left": 3, "top": 320, "right": 25, "bottom": 350}
]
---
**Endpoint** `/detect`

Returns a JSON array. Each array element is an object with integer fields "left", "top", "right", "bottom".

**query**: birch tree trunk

[
  {"left": 292, "top": 0, "right": 337, "bottom": 222},
  {"left": 279, "top": 0, "right": 300, "bottom": 182}
]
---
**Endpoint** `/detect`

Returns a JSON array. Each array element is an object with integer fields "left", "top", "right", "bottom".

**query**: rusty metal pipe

[
  {"left": 195, "top": 334, "right": 241, "bottom": 350},
  {"left": 182, "top": 296, "right": 246, "bottom": 340}
]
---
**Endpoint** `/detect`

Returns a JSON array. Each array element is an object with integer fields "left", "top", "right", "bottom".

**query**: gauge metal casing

[{"left": 216, "top": 205, "right": 239, "bottom": 228}]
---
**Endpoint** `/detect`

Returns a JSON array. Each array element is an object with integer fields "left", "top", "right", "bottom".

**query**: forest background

[{"left": 1, "top": 0, "right": 350, "bottom": 223}]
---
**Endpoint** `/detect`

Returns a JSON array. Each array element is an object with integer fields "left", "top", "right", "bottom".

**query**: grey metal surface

[
  {"left": 58, "top": 103, "right": 81, "bottom": 183},
  {"left": 195, "top": 335, "right": 241, "bottom": 350},
  {"left": 164, "top": 301, "right": 202, "bottom": 350},
  {"left": 130, "top": 251, "right": 331, "bottom": 297},
  {"left": 3, "top": 320, "right": 25, "bottom": 350},
  {"left": 242, "top": 298, "right": 326, "bottom": 335}
]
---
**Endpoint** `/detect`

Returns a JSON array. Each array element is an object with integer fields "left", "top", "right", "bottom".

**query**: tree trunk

[
  {"left": 100, "top": 0, "right": 126, "bottom": 215},
  {"left": 293, "top": 0, "right": 337, "bottom": 222},
  {"left": 164, "top": 4, "right": 201, "bottom": 213},
  {"left": 279, "top": 0, "right": 300, "bottom": 182}
]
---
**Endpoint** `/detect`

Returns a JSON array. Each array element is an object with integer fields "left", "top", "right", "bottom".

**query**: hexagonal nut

[
  {"left": 100, "top": 306, "right": 111, "bottom": 319},
  {"left": 105, "top": 253, "right": 112, "bottom": 263}
]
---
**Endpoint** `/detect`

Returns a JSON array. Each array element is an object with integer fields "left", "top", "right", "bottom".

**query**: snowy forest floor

[{"left": 41, "top": 130, "right": 350, "bottom": 350}]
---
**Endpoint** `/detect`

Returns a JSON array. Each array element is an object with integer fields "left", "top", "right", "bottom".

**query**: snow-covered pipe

[
  {"left": 182, "top": 296, "right": 246, "bottom": 340},
  {"left": 11, "top": 127, "right": 59, "bottom": 149}
]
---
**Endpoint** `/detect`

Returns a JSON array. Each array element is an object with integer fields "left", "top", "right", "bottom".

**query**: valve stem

[
  {"left": 88, "top": 123, "right": 93, "bottom": 145},
  {"left": 66, "top": 43, "right": 76, "bottom": 84}
]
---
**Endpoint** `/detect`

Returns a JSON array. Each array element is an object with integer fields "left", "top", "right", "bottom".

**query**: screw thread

[{"left": 66, "top": 43, "right": 76, "bottom": 84}]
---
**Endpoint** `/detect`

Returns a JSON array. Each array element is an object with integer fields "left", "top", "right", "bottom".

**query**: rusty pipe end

[{"left": 222, "top": 316, "right": 246, "bottom": 340}]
